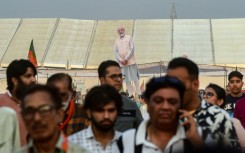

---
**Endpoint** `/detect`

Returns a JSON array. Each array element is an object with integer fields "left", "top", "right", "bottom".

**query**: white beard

[
  {"left": 120, "top": 33, "right": 125, "bottom": 37},
  {"left": 62, "top": 94, "right": 71, "bottom": 111}
]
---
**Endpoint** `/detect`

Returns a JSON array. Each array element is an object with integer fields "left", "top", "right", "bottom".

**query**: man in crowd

[
  {"left": 114, "top": 76, "right": 204, "bottom": 153},
  {"left": 47, "top": 73, "right": 89, "bottom": 136},
  {"left": 69, "top": 85, "right": 122, "bottom": 153},
  {"left": 98, "top": 60, "right": 143, "bottom": 132},
  {"left": 0, "top": 59, "right": 36, "bottom": 146},
  {"left": 114, "top": 26, "right": 141, "bottom": 99},
  {"left": 16, "top": 84, "right": 90, "bottom": 153},
  {"left": 225, "top": 71, "right": 245, "bottom": 117},
  {"left": 166, "top": 57, "right": 240, "bottom": 152}
]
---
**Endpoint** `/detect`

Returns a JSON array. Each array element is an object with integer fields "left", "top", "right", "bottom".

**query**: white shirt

[
  {"left": 113, "top": 120, "right": 187, "bottom": 153},
  {"left": 140, "top": 104, "right": 149, "bottom": 120},
  {"left": 69, "top": 126, "right": 121, "bottom": 153},
  {"left": 0, "top": 107, "right": 20, "bottom": 153}
]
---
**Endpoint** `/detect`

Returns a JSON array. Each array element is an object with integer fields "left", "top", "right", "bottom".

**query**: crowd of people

[{"left": 0, "top": 27, "right": 245, "bottom": 153}]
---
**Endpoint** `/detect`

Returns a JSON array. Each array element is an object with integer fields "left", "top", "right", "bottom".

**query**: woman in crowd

[{"left": 203, "top": 83, "right": 245, "bottom": 152}]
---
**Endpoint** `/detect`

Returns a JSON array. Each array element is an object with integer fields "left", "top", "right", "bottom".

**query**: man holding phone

[
  {"left": 114, "top": 76, "right": 203, "bottom": 153},
  {"left": 167, "top": 57, "right": 240, "bottom": 152}
]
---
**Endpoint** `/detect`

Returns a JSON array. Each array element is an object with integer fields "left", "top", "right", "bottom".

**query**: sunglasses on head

[{"left": 153, "top": 76, "right": 182, "bottom": 85}]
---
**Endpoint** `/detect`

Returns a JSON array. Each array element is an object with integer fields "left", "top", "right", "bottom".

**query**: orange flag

[{"left": 28, "top": 40, "right": 38, "bottom": 67}]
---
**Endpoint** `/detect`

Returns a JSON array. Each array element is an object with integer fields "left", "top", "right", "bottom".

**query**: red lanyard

[
  {"left": 61, "top": 134, "right": 68, "bottom": 153},
  {"left": 59, "top": 99, "right": 75, "bottom": 131}
]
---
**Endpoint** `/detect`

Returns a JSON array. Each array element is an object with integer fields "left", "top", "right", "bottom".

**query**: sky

[{"left": 0, "top": 0, "right": 245, "bottom": 20}]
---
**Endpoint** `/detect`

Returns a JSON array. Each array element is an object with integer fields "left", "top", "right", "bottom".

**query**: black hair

[
  {"left": 98, "top": 60, "right": 120, "bottom": 78},
  {"left": 47, "top": 73, "right": 73, "bottom": 90},
  {"left": 84, "top": 84, "right": 122, "bottom": 113},
  {"left": 21, "top": 84, "right": 62, "bottom": 110},
  {"left": 140, "top": 92, "right": 145, "bottom": 100},
  {"left": 144, "top": 76, "right": 185, "bottom": 104},
  {"left": 206, "top": 83, "right": 226, "bottom": 108},
  {"left": 167, "top": 57, "right": 199, "bottom": 80},
  {"left": 228, "top": 71, "right": 243, "bottom": 81},
  {"left": 7, "top": 59, "right": 37, "bottom": 91}
]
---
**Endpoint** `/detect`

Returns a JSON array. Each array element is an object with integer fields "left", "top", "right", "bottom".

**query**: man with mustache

[
  {"left": 114, "top": 76, "right": 204, "bottom": 153},
  {"left": 47, "top": 73, "right": 90, "bottom": 136},
  {"left": 0, "top": 59, "right": 36, "bottom": 146},
  {"left": 69, "top": 85, "right": 123, "bottom": 153},
  {"left": 225, "top": 71, "right": 245, "bottom": 117},
  {"left": 16, "top": 84, "right": 90, "bottom": 153}
]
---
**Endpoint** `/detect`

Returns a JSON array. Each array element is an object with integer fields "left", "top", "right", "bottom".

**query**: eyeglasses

[
  {"left": 106, "top": 74, "right": 125, "bottom": 81},
  {"left": 203, "top": 92, "right": 214, "bottom": 99},
  {"left": 22, "top": 105, "right": 55, "bottom": 120}
]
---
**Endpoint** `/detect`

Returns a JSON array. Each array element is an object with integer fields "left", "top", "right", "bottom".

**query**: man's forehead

[
  {"left": 105, "top": 66, "right": 121, "bottom": 74},
  {"left": 23, "top": 67, "right": 35, "bottom": 75},
  {"left": 24, "top": 91, "right": 52, "bottom": 106},
  {"left": 151, "top": 88, "right": 180, "bottom": 98},
  {"left": 229, "top": 76, "right": 242, "bottom": 81},
  {"left": 117, "top": 27, "right": 125, "bottom": 31},
  {"left": 52, "top": 80, "right": 69, "bottom": 88}
]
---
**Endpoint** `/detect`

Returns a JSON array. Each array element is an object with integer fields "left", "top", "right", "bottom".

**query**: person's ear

[
  {"left": 56, "top": 108, "right": 65, "bottom": 124},
  {"left": 86, "top": 109, "right": 92, "bottom": 119},
  {"left": 100, "top": 77, "right": 106, "bottom": 85},
  {"left": 217, "top": 99, "right": 224, "bottom": 107},
  {"left": 12, "top": 77, "right": 18, "bottom": 86},
  {"left": 192, "top": 79, "right": 199, "bottom": 92}
]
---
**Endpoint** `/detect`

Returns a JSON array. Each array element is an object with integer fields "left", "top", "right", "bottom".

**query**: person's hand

[
  {"left": 179, "top": 109, "right": 204, "bottom": 150},
  {"left": 121, "top": 59, "right": 128, "bottom": 65}
]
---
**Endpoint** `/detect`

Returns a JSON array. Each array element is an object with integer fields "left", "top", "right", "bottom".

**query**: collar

[
  {"left": 85, "top": 125, "right": 121, "bottom": 142},
  {"left": 6, "top": 90, "right": 12, "bottom": 97},
  {"left": 27, "top": 133, "right": 67, "bottom": 153},
  {"left": 135, "top": 120, "right": 186, "bottom": 147},
  {"left": 6, "top": 90, "right": 21, "bottom": 106},
  {"left": 59, "top": 100, "right": 75, "bottom": 131}
]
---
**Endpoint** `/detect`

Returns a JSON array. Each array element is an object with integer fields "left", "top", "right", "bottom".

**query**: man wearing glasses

[
  {"left": 98, "top": 60, "right": 143, "bottom": 132},
  {"left": 114, "top": 26, "right": 141, "bottom": 99},
  {"left": 16, "top": 84, "right": 90, "bottom": 153},
  {"left": 47, "top": 73, "right": 90, "bottom": 136}
]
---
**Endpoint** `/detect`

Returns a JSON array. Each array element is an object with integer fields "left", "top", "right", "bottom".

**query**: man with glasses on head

[
  {"left": 225, "top": 71, "right": 245, "bottom": 117},
  {"left": 16, "top": 84, "right": 90, "bottom": 153},
  {"left": 114, "top": 76, "right": 204, "bottom": 153},
  {"left": 47, "top": 73, "right": 90, "bottom": 136},
  {"left": 166, "top": 57, "right": 240, "bottom": 152},
  {"left": 98, "top": 60, "right": 143, "bottom": 132},
  {"left": 0, "top": 59, "right": 37, "bottom": 146},
  {"left": 114, "top": 26, "right": 141, "bottom": 99}
]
